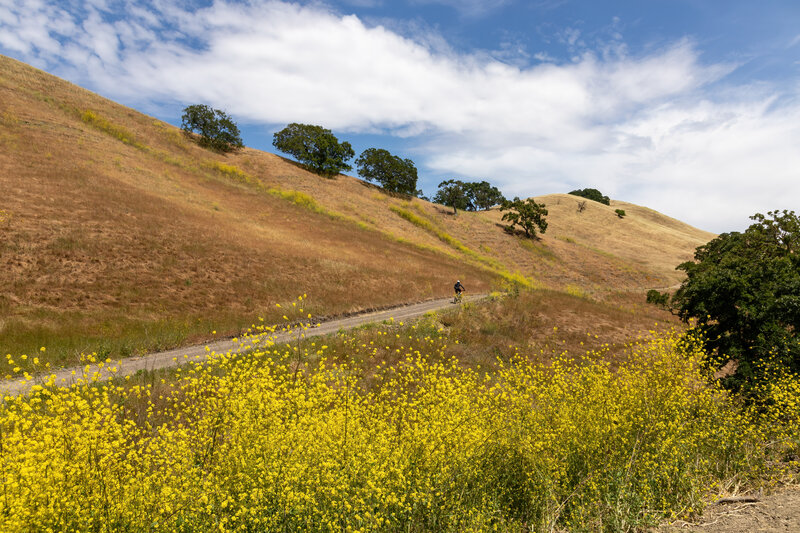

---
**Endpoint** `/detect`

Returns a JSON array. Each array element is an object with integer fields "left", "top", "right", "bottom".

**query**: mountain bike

[{"left": 453, "top": 291, "right": 464, "bottom": 304}]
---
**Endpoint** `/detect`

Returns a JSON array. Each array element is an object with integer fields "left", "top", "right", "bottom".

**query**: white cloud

[
  {"left": 1, "top": 0, "right": 798, "bottom": 232},
  {"left": 409, "top": 0, "right": 513, "bottom": 17},
  {"left": 340, "top": 0, "right": 383, "bottom": 7}
]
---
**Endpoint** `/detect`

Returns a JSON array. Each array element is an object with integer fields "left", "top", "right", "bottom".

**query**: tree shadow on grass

[
  {"left": 356, "top": 180, "right": 419, "bottom": 201},
  {"left": 495, "top": 223, "right": 541, "bottom": 240},
  {"left": 270, "top": 154, "right": 343, "bottom": 179}
]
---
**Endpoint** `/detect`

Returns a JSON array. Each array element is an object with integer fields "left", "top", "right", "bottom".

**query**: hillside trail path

[
  {"left": 656, "top": 485, "right": 800, "bottom": 532},
  {"left": 1, "top": 294, "right": 484, "bottom": 396}
]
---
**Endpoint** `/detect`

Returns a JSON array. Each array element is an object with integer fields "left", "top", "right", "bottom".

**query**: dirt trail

[
  {"left": 1, "top": 295, "right": 483, "bottom": 396},
  {"left": 657, "top": 486, "right": 800, "bottom": 532}
]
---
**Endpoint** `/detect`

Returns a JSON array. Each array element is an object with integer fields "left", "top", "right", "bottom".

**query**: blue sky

[{"left": 1, "top": 0, "right": 799, "bottom": 232}]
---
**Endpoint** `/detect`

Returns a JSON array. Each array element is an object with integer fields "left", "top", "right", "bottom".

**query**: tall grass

[
  {"left": 0, "top": 316, "right": 796, "bottom": 532},
  {"left": 0, "top": 311, "right": 258, "bottom": 370}
]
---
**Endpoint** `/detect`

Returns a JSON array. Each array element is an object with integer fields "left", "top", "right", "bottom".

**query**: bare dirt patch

[{"left": 658, "top": 486, "right": 800, "bottom": 532}]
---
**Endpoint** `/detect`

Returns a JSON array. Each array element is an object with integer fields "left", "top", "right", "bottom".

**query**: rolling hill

[{"left": 0, "top": 54, "right": 714, "bottom": 365}]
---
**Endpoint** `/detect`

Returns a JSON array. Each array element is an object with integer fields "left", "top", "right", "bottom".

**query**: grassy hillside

[{"left": 0, "top": 55, "right": 711, "bottom": 365}]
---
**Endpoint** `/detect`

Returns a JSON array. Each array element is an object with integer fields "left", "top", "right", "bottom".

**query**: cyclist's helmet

[{"left": 457, "top": 280, "right": 461, "bottom": 283}]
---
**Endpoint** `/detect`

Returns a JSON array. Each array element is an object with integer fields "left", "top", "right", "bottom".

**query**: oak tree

[
  {"left": 355, "top": 148, "right": 418, "bottom": 194},
  {"left": 673, "top": 210, "right": 800, "bottom": 391},
  {"left": 273, "top": 123, "right": 354, "bottom": 176},
  {"left": 181, "top": 104, "right": 243, "bottom": 152},
  {"left": 464, "top": 181, "right": 506, "bottom": 211},
  {"left": 568, "top": 188, "right": 610, "bottom": 205},
  {"left": 433, "top": 180, "right": 470, "bottom": 215},
  {"left": 500, "top": 197, "right": 548, "bottom": 238}
]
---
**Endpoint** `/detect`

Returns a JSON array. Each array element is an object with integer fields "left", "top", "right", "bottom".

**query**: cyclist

[{"left": 453, "top": 280, "right": 465, "bottom": 302}]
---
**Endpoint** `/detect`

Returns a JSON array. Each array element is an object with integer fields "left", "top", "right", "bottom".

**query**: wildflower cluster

[
  {"left": 0, "top": 323, "right": 797, "bottom": 531},
  {"left": 81, "top": 109, "right": 145, "bottom": 150}
]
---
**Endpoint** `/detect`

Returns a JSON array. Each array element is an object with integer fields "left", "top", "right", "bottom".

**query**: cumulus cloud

[{"left": 1, "top": 0, "right": 798, "bottom": 232}]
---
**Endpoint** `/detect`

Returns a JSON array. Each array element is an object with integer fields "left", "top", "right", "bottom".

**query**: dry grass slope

[
  {"left": 0, "top": 56, "right": 491, "bottom": 364},
  {"left": 0, "top": 54, "right": 712, "bottom": 366}
]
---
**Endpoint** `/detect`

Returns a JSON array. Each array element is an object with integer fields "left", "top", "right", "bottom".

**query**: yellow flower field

[{"left": 0, "top": 322, "right": 797, "bottom": 532}]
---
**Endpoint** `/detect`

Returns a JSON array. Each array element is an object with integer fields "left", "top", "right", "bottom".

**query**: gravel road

[{"left": 1, "top": 294, "right": 483, "bottom": 396}]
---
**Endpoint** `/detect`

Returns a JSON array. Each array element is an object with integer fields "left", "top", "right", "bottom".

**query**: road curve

[{"left": 1, "top": 294, "right": 485, "bottom": 396}]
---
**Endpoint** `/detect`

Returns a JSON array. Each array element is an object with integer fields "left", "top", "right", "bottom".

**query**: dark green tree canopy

[
  {"left": 464, "top": 181, "right": 506, "bottom": 210},
  {"left": 181, "top": 104, "right": 243, "bottom": 152},
  {"left": 272, "top": 123, "right": 354, "bottom": 176},
  {"left": 568, "top": 188, "right": 610, "bottom": 205},
  {"left": 432, "top": 179, "right": 505, "bottom": 214},
  {"left": 673, "top": 210, "right": 800, "bottom": 390},
  {"left": 355, "top": 148, "right": 418, "bottom": 195},
  {"left": 500, "top": 197, "right": 548, "bottom": 238},
  {"left": 433, "top": 180, "right": 470, "bottom": 215}
]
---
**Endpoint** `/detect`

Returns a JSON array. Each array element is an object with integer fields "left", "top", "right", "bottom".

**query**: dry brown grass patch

[{"left": 438, "top": 289, "right": 681, "bottom": 369}]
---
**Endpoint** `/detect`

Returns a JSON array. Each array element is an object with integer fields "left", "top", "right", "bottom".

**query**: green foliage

[
  {"left": 646, "top": 289, "right": 670, "bottom": 308},
  {"left": 615, "top": 209, "right": 626, "bottom": 218},
  {"left": 432, "top": 179, "right": 506, "bottom": 214},
  {"left": 464, "top": 180, "right": 506, "bottom": 210},
  {"left": 355, "top": 148, "right": 418, "bottom": 194},
  {"left": 272, "top": 123, "right": 354, "bottom": 176},
  {"left": 500, "top": 197, "right": 548, "bottom": 239},
  {"left": 180, "top": 104, "right": 243, "bottom": 152},
  {"left": 569, "top": 188, "right": 610, "bottom": 205},
  {"left": 433, "top": 179, "right": 470, "bottom": 215},
  {"left": 673, "top": 210, "right": 800, "bottom": 391}
]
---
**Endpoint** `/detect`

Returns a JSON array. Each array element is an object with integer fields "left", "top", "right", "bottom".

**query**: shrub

[
  {"left": 646, "top": 289, "right": 670, "bottom": 307},
  {"left": 615, "top": 209, "right": 626, "bottom": 218}
]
